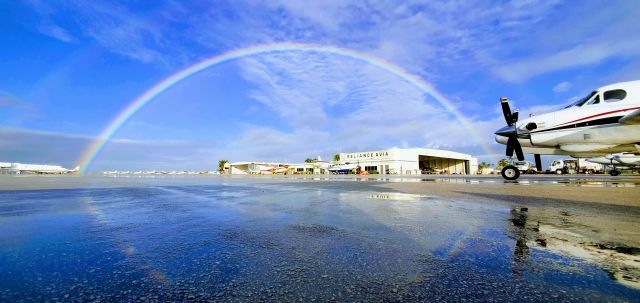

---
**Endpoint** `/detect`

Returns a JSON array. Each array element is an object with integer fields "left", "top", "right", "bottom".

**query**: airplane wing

[{"left": 619, "top": 109, "right": 640, "bottom": 124}]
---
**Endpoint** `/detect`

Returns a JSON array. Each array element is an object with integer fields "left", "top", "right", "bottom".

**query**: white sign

[{"left": 343, "top": 151, "right": 390, "bottom": 160}]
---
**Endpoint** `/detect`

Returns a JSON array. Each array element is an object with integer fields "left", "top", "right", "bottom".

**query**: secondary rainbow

[{"left": 77, "top": 42, "right": 494, "bottom": 173}]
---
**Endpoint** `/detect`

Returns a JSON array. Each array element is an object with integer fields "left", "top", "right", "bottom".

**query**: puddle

[
  {"left": 287, "top": 175, "right": 640, "bottom": 187},
  {"left": 0, "top": 180, "right": 638, "bottom": 301},
  {"left": 505, "top": 207, "right": 640, "bottom": 290},
  {"left": 368, "top": 192, "right": 433, "bottom": 201}
]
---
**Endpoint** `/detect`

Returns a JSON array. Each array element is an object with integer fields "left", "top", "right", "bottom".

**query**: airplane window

[
  {"left": 603, "top": 89, "right": 627, "bottom": 102},
  {"left": 587, "top": 95, "right": 600, "bottom": 105},
  {"left": 565, "top": 91, "right": 597, "bottom": 108}
]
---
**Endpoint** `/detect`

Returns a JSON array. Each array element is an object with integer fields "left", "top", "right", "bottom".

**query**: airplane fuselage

[
  {"left": 587, "top": 153, "right": 640, "bottom": 168},
  {"left": 495, "top": 81, "right": 640, "bottom": 158}
]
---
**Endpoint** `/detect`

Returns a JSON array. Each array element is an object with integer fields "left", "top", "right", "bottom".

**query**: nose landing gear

[{"left": 501, "top": 165, "right": 520, "bottom": 181}]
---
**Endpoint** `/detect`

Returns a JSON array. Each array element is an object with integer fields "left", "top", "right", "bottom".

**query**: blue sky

[{"left": 1, "top": 0, "right": 639, "bottom": 171}]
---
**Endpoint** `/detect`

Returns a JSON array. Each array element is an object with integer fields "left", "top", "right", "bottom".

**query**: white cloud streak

[
  {"left": 233, "top": 51, "right": 500, "bottom": 160},
  {"left": 22, "top": 0, "right": 640, "bottom": 81},
  {"left": 553, "top": 81, "right": 572, "bottom": 93},
  {"left": 38, "top": 23, "right": 76, "bottom": 42},
  {"left": 13, "top": 0, "right": 640, "bottom": 168},
  {"left": 0, "top": 127, "right": 219, "bottom": 171}
]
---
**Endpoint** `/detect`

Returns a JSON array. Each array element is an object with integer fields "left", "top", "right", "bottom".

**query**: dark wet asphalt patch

[{"left": 1, "top": 181, "right": 639, "bottom": 302}]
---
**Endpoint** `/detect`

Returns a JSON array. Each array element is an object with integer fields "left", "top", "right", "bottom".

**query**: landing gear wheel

[
  {"left": 501, "top": 165, "right": 520, "bottom": 181},
  {"left": 609, "top": 170, "right": 621, "bottom": 176}
]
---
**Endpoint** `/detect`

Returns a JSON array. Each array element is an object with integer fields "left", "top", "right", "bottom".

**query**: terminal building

[
  {"left": 227, "top": 148, "right": 478, "bottom": 175},
  {"left": 228, "top": 161, "right": 331, "bottom": 175},
  {"left": 339, "top": 148, "right": 478, "bottom": 175}
]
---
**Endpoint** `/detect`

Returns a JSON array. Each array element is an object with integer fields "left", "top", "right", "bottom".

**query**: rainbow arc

[{"left": 77, "top": 43, "right": 493, "bottom": 173}]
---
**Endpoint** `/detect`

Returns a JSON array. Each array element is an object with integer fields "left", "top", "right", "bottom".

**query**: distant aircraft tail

[{"left": 72, "top": 166, "right": 80, "bottom": 172}]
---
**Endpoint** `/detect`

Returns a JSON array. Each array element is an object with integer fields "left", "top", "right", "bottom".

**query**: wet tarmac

[
  {"left": 1, "top": 177, "right": 639, "bottom": 302},
  {"left": 286, "top": 174, "right": 640, "bottom": 187}
]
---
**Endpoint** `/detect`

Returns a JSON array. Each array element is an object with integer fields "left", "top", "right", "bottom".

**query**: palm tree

[
  {"left": 304, "top": 158, "right": 316, "bottom": 163},
  {"left": 478, "top": 161, "right": 492, "bottom": 174},
  {"left": 333, "top": 154, "right": 340, "bottom": 161},
  {"left": 496, "top": 158, "right": 509, "bottom": 170},
  {"left": 218, "top": 160, "right": 229, "bottom": 172}
]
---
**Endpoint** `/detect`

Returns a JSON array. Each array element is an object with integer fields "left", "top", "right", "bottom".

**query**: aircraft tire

[
  {"left": 501, "top": 165, "right": 520, "bottom": 181},
  {"left": 609, "top": 170, "right": 621, "bottom": 177}
]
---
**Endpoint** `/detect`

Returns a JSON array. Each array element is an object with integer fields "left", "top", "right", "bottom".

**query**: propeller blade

[
  {"left": 506, "top": 137, "right": 525, "bottom": 161},
  {"left": 500, "top": 97, "right": 513, "bottom": 126},
  {"left": 506, "top": 137, "right": 515, "bottom": 157},
  {"left": 534, "top": 154, "right": 542, "bottom": 171},
  {"left": 502, "top": 97, "right": 524, "bottom": 160},
  {"left": 514, "top": 141, "right": 525, "bottom": 161},
  {"left": 511, "top": 111, "right": 519, "bottom": 124}
]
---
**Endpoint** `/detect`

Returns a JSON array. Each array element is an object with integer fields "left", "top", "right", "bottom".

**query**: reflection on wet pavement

[
  {"left": 505, "top": 206, "right": 640, "bottom": 290},
  {"left": 509, "top": 208, "right": 531, "bottom": 278},
  {"left": 285, "top": 175, "right": 640, "bottom": 187},
  {"left": 0, "top": 180, "right": 638, "bottom": 302}
]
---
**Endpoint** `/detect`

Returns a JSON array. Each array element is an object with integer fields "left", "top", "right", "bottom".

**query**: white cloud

[
  {"left": 22, "top": 0, "right": 640, "bottom": 84},
  {"left": 38, "top": 23, "right": 75, "bottom": 42},
  {"left": 0, "top": 91, "right": 23, "bottom": 106},
  {"left": 496, "top": 40, "right": 640, "bottom": 82},
  {"left": 605, "top": 60, "right": 640, "bottom": 84},
  {"left": 14, "top": 0, "right": 640, "bottom": 169},
  {"left": 25, "top": 1, "right": 177, "bottom": 64},
  {"left": 264, "top": 0, "right": 351, "bottom": 32},
  {"left": 492, "top": 0, "right": 640, "bottom": 82},
  {"left": 233, "top": 51, "right": 500, "bottom": 160},
  {"left": 0, "top": 127, "right": 220, "bottom": 171},
  {"left": 18, "top": 0, "right": 561, "bottom": 74},
  {"left": 553, "top": 81, "right": 572, "bottom": 93}
]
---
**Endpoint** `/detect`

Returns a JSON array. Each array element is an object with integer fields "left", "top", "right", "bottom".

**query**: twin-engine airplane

[
  {"left": 587, "top": 153, "right": 640, "bottom": 176},
  {"left": 495, "top": 80, "right": 640, "bottom": 180}
]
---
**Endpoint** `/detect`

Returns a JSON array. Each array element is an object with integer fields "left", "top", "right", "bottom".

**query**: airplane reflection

[{"left": 507, "top": 206, "right": 640, "bottom": 289}]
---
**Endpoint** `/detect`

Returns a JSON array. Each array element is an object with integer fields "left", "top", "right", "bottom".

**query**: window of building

[
  {"left": 296, "top": 168, "right": 304, "bottom": 172},
  {"left": 364, "top": 165, "right": 377, "bottom": 172},
  {"left": 603, "top": 89, "right": 627, "bottom": 102}
]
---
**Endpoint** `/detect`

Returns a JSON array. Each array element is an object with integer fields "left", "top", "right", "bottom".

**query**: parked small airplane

[
  {"left": 2, "top": 163, "right": 80, "bottom": 174},
  {"left": 263, "top": 166, "right": 289, "bottom": 174},
  {"left": 328, "top": 164, "right": 359, "bottom": 174},
  {"left": 495, "top": 80, "right": 640, "bottom": 180},
  {"left": 587, "top": 153, "right": 640, "bottom": 176}
]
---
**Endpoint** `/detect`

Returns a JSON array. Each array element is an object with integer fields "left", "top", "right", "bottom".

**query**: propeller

[
  {"left": 500, "top": 97, "right": 517, "bottom": 126},
  {"left": 496, "top": 97, "right": 525, "bottom": 161}
]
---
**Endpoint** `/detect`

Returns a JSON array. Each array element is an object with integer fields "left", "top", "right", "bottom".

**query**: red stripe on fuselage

[{"left": 558, "top": 107, "right": 640, "bottom": 126}]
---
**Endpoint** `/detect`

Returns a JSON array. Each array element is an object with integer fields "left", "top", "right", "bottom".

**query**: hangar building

[{"left": 339, "top": 148, "right": 478, "bottom": 175}]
